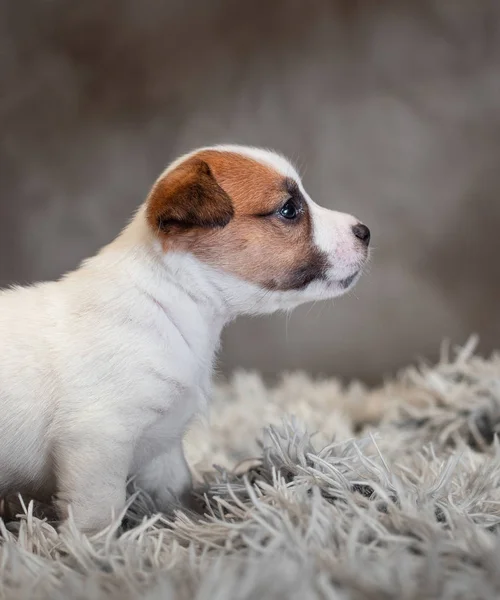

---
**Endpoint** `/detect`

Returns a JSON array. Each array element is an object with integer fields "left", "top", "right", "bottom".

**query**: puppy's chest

[
  {"left": 127, "top": 316, "right": 218, "bottom": 467},
  {"left": 149, "top": 379, "right": 206, "bottom": 427},
  {"left": 133, "top": 382, "right": 205, "bottom": 470}
]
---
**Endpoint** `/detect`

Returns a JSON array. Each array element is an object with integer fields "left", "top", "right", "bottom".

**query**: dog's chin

[
  {"left": 337, "top": 270, "right": 361, "bottom": 290},
  {"left": 313, "top": 269, "right": 362, "bottom": 299}
]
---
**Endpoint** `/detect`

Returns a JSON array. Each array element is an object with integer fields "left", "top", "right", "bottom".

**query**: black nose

[{"left": 352, "top": 223, "right": 371, "bottom": 246}]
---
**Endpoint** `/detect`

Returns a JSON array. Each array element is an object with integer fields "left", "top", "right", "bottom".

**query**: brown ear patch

[{"left": 146, "top": 158, "right": 234, "bottom": 234}]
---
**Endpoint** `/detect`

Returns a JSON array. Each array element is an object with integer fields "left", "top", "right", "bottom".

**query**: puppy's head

[{"left": 146, "top": 145, "right": 370, "bottom": 310}]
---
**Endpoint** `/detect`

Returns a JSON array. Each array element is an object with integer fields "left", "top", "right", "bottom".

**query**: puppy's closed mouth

[{"left": 338, "top": 271, "right": 360, "bottom": 289}]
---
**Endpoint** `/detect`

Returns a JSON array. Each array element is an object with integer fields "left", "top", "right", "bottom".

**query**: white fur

[{"left": 0, "top": 146, "right": 368, "bottom": 532}]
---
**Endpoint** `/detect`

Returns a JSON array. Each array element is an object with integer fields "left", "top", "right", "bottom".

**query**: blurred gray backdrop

[{"left": 1, "top": 0, "right": 500, "bottom": 383}]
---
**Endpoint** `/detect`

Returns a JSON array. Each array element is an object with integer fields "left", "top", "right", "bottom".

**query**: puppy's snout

[{"left": 352, "top": 223, "right": 371, "bottom": 247}]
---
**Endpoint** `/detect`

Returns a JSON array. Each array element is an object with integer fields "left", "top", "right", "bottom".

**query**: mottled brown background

[{"left": 1, "top": 0, "right": 499, "bottom": 383}]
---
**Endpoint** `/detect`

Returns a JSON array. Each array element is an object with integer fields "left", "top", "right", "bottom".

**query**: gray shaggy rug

[{"left": 2, "top": 337, "right": 500, "bottom": 599}]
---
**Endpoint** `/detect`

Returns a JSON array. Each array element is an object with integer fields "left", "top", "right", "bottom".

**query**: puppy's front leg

[
  {"left": 55, "top": 435, "right": 132, "bottom": 534},
  {"left": 134, "top": 442, "right": 193, "bottom": 514}
]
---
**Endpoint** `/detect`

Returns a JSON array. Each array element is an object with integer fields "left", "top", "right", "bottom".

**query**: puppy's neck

[{"left": 108, "top": 207, "right": 243, "bottom": 325}]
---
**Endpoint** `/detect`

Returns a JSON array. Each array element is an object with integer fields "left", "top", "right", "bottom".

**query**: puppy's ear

[{"left": 147, "top": 158, "right": 234, "bottom": 233}]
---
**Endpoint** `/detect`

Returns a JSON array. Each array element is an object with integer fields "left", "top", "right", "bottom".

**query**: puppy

[{"left": 0, "top": 145, "right": 370, "bottom": 532}]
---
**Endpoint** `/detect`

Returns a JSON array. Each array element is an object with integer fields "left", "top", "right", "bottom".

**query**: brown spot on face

[
  {"left": 146, "top": 150, "right": 328, "bottom": 291},
  {"left": 195, "top": 150, "right": 285, "bottom": 215}
]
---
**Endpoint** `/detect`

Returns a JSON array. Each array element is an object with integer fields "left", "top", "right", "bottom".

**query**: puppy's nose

[{"left": 352, "top": 223, "right": 371, "bottom": 246}]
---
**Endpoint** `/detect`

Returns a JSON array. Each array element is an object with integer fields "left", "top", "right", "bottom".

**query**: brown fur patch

[
  {"left": 195, "top": 150, "right": 285, "bottom": 216},
  {"left": 146, "top": 157, "right": 234, "bottom": 233},
  {"left": 146, "top": 150, "right": 328, "bottom": 291}
]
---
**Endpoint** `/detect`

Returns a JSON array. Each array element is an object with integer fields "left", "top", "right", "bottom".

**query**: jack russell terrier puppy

[{"left": 0, "top": 145, "right": 370, "bottom": 533}]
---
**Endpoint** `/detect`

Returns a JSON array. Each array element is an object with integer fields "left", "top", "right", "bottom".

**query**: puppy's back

[{"left": 0, "top": 283, "right": 58, "bottom": 497}]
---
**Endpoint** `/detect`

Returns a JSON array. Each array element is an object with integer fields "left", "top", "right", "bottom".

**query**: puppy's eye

[{"left": 279, "top": 199, "right": 298, "bottom": 220}]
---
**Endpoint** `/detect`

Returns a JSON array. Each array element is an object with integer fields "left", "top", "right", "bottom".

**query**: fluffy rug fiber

[{"left": 2, "top": 337, "right": 500, "bottom": 599}]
